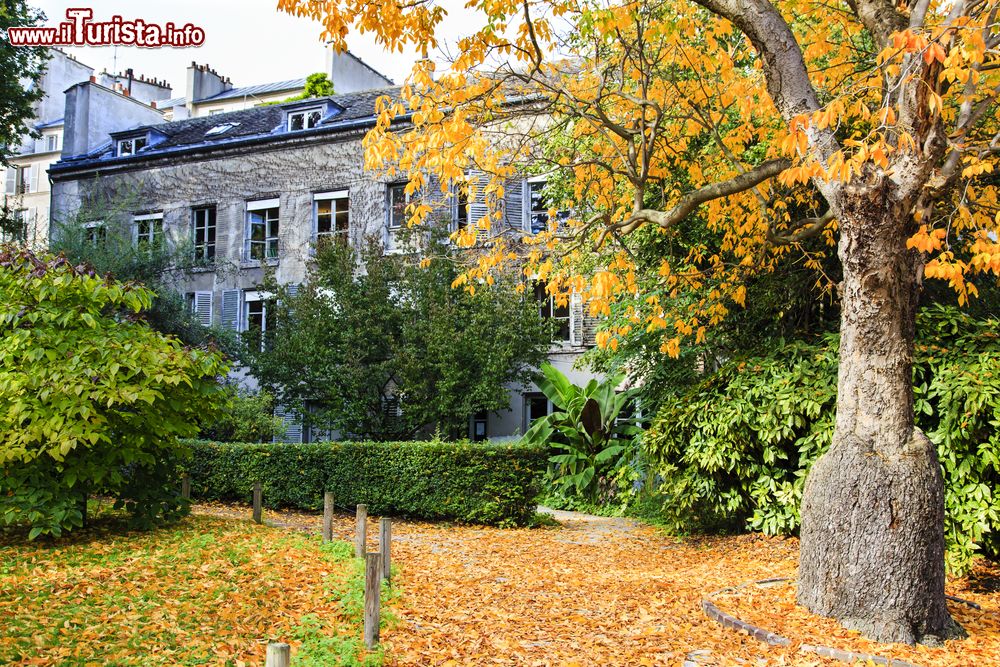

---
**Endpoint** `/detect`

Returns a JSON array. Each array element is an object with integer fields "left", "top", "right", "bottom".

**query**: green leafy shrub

[
  {"left": 645, "top": 304, "right": 1000, "bottom": 573},
  {"left": 185, "top": 439, "right": 547, "bottom": 526},
  {"left": 523, "top": 364, "right": 640, "bottom": 500},
  {"left": 199, "top": 385, "right": 286, "bottom": 443},
  {"left": 0, "top": 246, "right": 229, "bottom": 537}
]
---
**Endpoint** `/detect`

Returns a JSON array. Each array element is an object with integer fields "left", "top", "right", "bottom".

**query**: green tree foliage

[
  {"left": 0, "top": 246, "right": 229, "bottom": 537},
  {"left": 264, "top": 72, "right": 335, "bottom": 105},
  {"left": 644, "top": 304, "right": 1000, "bottom": 574},
  {"left": 0, "top": 1, "right": 48, "bottom": 165},
  {"left": 199, "top": 384, "right": 286, "bottom": 443},
  {"left": 50, "top": 191, "right": 237, "bottom": 353},
  {"left": 523, "top": 364, "right": 640, "bottom": 501},
  {"left": 245, "top": 238, "right": 551, "bottom": 440}
]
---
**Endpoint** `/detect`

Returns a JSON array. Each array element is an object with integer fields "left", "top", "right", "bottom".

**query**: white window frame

[
  {"left": 523, "top": 391, "right": 553, "bottom": 433},
  {"left": 534, "top": 282, "right": 572, "bottom": 343},
  {"left": 117, "top": 135, "right": 148, "bottom": 157},
  {"left": 192, "top": 206, "right": 217, "bottom": 261},
  {"left": 133, "top": 212, "right": 163, "bottom": 247},
  {"left": 387, "top": 182, "right": 409, "bottom": 230},
  {"left": 84, "top": 220, "right": 105, "bottom": 245},
  {"left": 46, "top": 134, "right": 59, "bottom": 152},
  {"left": 243, "top": 290, "right": 275, "bottom": 349},
  {"left": 287, "top": 108, "right": 322, "bottom": 132},
  {"left": 246, "top": 199, "right": 280, "bottom": 261},
  {"left": 314, "top": 190, "right": 350, "bottom": 245},
  {"left": 15, "top": 165, "right": 33, "bottom": 194}
]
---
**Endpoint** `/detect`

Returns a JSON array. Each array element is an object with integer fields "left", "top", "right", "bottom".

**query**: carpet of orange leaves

[{"left": 197, "top": 503, "right": 1000, "bottom": 666}]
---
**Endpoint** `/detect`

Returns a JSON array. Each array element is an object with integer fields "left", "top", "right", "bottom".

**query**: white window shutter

[
  {"left": 4, "top": 167, "right": 16, "bottom": 194},
  {"left": 30, "top": 166, "right": 39, "bottom": 193},
  {"left": 273, "top": 404, "right": 303, "bottom": 443},
  {"left": 570, "top": 293, "right": 582, "bottom": 346},
  {"left": 467, "top": 170, "right": 490, "bottom": 232},
  {"left": 22, "top": 166, "right": 32, "bottom": 193},
  {"left": 221, "top": 289, "right": 241, "bottom": 331},
  {"left": 194, "top": 291, "right": 213, "bottom": 326}
]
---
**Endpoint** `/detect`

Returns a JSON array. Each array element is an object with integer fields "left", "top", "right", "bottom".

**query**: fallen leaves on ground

[
  {"left": 196, "top": 503, "right": 1000, "bottom": 666},
  {"left": 0, "top": 514, "right": 360, "bottom": 666}
]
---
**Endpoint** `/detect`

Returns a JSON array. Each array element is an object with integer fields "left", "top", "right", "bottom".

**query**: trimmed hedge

[{"left": 184, "top": 439, "right": 547, "bottom": 526}]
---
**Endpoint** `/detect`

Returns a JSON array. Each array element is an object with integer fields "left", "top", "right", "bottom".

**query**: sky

[{"left": 32, "top": 0, "right": 472, "bottom": 94}]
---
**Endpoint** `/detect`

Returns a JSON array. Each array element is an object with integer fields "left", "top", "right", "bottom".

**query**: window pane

[
  {"left": 288, "top": 113, "right": 304, "bottom": 131},
  {"left": 307, "top": 110, "right": 322, "bottom": 128}
]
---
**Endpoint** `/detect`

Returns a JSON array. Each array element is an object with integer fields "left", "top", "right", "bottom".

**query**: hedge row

[{"left": 183, "top": 439, "right": 548, "bottom": 526}]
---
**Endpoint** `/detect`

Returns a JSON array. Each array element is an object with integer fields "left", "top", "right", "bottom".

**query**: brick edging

[{"left": 699, "top": 578, "right": 961, "bottom": 667}]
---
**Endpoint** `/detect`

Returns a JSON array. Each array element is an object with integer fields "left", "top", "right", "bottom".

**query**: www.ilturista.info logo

[{"left": 6, "top": 8, "right": 205, "bottom": 48}]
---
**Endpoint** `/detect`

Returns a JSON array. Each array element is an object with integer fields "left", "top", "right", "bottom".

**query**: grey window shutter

[
  {"left": 194, "top": 291, "right": 213, "bottom": 326},
  {"left": 273, "top": 404, "right": 303, "bottom": 443},
  {"left": 221, "top": 289, "right": 241, "bottom": 331},
  {"left": 467, "top": 170, "right": 490, "bottom": 233},
  {"left": 506, "top": 178, "right": 524, "bottom": 232},
  {"left": 5, "top": 167, "right": 16, "bottom": 195},
  {"left": 570, "top": 293, "right": 583, "bottom": 346}
]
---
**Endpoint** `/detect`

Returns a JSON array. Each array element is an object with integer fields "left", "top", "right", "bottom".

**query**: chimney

[{"left": 186, "top": 62, "right": 232, "bottom": 112}]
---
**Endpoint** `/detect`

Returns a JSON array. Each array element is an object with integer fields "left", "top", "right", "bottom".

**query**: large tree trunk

[{"left": 796, "top": 193, "right": 962, "bottom": 645}]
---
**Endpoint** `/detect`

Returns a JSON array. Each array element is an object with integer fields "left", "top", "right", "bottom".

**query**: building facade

[
  {"left": 2, "top": 49, "right": 170, "bottom": 247},
  {"left": 49, "top": 84, "right": 600, "bottom": 442}
]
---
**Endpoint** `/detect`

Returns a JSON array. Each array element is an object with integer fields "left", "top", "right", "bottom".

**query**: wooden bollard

[
  {"left": 354, "top": 504, "right": 367, "bottom": 558},
  {"left": 379, "top": 517, "right": 391, "bottom": 584},
  {"left": 181, "top": 474, "right": 191, "bottom": 500},
  {"left": 364, "top": 552, "right": 381, "bottom": 648},
  {"left": 265, "top": 642, "right": 290, "bottom": 667},
  {"left": 253, "top": 482, "right": 263, "bottom": 524},
  {"left": 322, "top": 491, "right": 334, "bottom": 543}
]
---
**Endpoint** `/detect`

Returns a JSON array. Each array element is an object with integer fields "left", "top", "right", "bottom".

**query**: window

[
  {"left": 244, "top": 294, "right": 275, "bottom": 350},
  {"left": 526, "top": 179, "right": 569, "bottom": 234},
  {"left": 185, "top": 291, "right": 213, "bottom": 326},
  {"left": 13, "top": 165, "right": 33, "bottom": 194},
  {"left": 534, "top": 283, "right": 571, "bottom": 342},
  {"left": 193, "top": 206, "right": 217, "bottom": 261},
  {"left": 205, "top": 122, "right": 240, "bottom": 137},
  {"left": 208, "top": 108, "right": 225, "bottom": 116},
  {"left": 471, "top": 410, "right": 488, "bottom": 442},
  {"left": 0, "top": 209, "right": 26, "bottom": 243},
  {"left": 387, "top": 183, "right": 408, "bottom": 229},
  {"left": 133, "top": 213, "right": 163, "bottom": 248},
  {"left": 117, "top": 136, "right": 148, "bottom": 156},
  {"left": 46, "top": 135, "right": 59, "bottom": 152},
  {"left": 523, "top": 392, "right": 551, "bottom": 433},
  {"left": 287, "top": 108, "right": 322, "bottom": 131},
  {"left": 453, "top": 187, "right": 469, "bottom": 232},
  {"left": 84, "top": 221, "right": 106, "bottom": 246},
  {"left": 246, "top": 199, "right": 280, "bottom": 260},
  {"left": 315, "top": 190, "right": 349, "bottom": 246}
]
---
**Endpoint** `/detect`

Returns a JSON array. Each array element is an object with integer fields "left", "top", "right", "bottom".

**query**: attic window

[
  {"left": 288, "top": 108, "right": 322, "bottom": 131},
  {"left": 206, "top": 122, "right": 240, "bottom": 137},
  {"left": 117, "top": 136, "right": 147, "bottom": 156}
]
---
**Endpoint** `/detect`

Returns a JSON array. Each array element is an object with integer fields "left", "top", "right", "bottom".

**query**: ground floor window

[
  {"left": 470, "top": 410, "right": 489, "bottom": 442},
  {"left": 523, "top": 391, "right": 551, "bottom": 433}
]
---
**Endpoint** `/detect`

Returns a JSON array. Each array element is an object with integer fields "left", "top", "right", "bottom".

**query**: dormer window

[
  {"left": 287, "top": 108, "right": 322, "bottom": 131},
  {"left": 117, "top": 135, "right": 148, "bottom": 156}
]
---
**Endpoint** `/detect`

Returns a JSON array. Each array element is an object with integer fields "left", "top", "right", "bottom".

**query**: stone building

[{"left": 48, "top": 84, "right": 600, "bottom": 442}]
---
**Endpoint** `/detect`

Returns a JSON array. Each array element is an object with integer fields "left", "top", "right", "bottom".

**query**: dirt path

[{"left": 194, "top": 503, "right": 802, "bottom": 665}]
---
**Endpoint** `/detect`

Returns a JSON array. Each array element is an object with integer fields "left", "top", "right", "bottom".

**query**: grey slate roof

[
  {"left": 200, "top": 78, "right": 307, "bottom": 103},
  {"left": 52, "top": 87, "right": 403, "bottom": 172}
]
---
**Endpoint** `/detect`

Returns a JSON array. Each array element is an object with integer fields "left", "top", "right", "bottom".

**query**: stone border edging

[{"left": 699, "top": 577, "right": 979, "bottom": 667}]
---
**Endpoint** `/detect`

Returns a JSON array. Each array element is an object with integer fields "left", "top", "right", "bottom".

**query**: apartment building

[
  {"left": 48, "top": 78, "right": 600, "bottom": 442},
  {"left": 1, "top": 49, "right": 171, "bottom": 247}
]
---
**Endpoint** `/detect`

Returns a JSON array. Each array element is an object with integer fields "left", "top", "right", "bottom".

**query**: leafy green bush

[
  {"left": 199, "top": 385, "right": 286, "bottom": 443},
  {"left": 0, "top": 246, "right": 228, "bottom": 538},
  {"left": 645, "top": 304, "right": 1000, "bottom": 573},
  {"left": 185, "top": 439, "right": 547, "bottom": 526},
  {"left": 523, "top": 364, "right": 640, "bottom": 500}
]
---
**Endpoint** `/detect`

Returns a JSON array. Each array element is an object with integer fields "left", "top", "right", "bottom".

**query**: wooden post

[
  {"left": 379, "top": 517, "right": 391, "bottom": 584},
  {"left": 265, "top": 642, "right": 290, "bottom": 667},
  {"left": 253, "top": 482, "right": 263, "bottom": 524},
  {"left": 322, "top": 491, "right": 334, "bottom": 543},
  {"left": 364, "top": 552, "right": 381, "bottom": 648},
  {"left": 181, "top": 474, "right": 191, "bottom": 500},
  {"left": 354, "top": 504, "right": 367, "bottom": 558}
]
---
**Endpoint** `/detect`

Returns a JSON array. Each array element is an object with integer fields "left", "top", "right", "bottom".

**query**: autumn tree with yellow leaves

[{"left": 281, "top": 0, "right": 1000, "bottom": 645}]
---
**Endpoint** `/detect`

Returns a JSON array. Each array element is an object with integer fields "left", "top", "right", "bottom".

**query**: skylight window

[{"left": 205, "top": 122, "right": 240, "bottom": 137}]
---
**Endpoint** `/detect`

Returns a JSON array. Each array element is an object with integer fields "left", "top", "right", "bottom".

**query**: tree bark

[{"left": 797, "top": 187, "right": 962, "bottom": 645}]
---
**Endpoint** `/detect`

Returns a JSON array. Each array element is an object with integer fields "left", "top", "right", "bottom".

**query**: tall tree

[
  {"left": 281, "top": 0, "right": 1000, "bottom": 644},
  {"left": 0, "top": 0, "right": 47, "bottom": 164}
]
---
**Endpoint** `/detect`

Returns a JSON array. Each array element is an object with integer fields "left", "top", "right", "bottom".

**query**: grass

[{"left": 0, "top": 511, "right": 392, "bottom": 666}]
